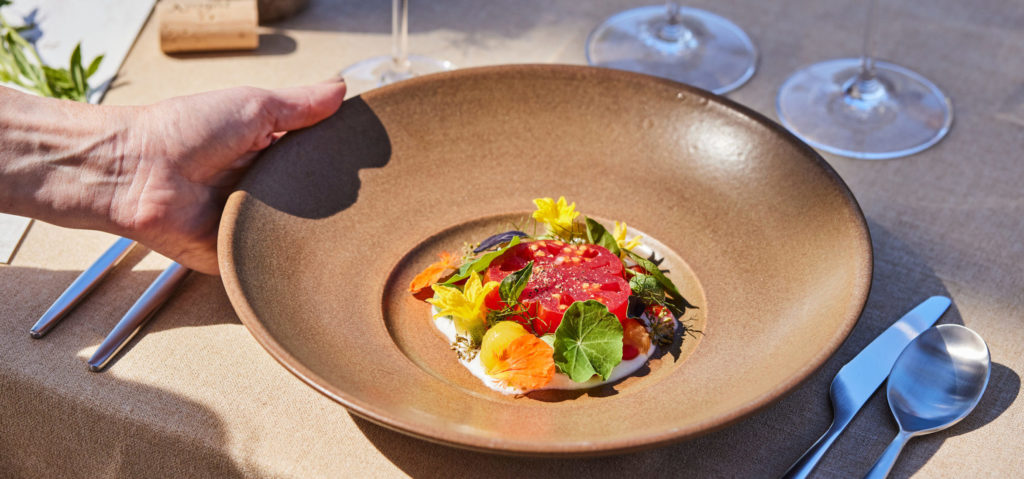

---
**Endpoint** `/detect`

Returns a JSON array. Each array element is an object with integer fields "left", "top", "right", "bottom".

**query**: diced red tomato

[
  {"left": 484, "top": 240, "right": 630, "bottom": 335},
  {"left": 628, "top": 265, "right": 648, "bottom": 275}
]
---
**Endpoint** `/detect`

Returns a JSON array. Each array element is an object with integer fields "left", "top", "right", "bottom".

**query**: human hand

[{"left": 111, "top": 80, "right": 347, "bottom": 275}]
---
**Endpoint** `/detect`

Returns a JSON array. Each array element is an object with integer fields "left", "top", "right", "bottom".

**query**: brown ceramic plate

[{"left": 218, "top": 65, "right": 872, "bottom": 456}]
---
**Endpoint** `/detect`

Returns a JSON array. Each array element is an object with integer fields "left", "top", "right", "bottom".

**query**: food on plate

[{"left": 410, "top": 197, "right": 697, "bottom": 394}]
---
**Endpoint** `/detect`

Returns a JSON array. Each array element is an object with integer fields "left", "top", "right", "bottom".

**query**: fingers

[{"left": 264, "top": 79, "right": 347, "bottom": 133}]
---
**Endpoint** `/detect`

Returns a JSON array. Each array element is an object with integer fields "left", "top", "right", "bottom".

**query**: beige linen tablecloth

[{"left": 2, "top": 0, "right": 1022, "bottom": 477}]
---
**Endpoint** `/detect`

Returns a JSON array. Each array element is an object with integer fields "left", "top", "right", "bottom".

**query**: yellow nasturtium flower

[
  {"left": 613, "top": 221, "right": 643, "bottom": 254},
  {"left": 426, "top": 272, "right": 498, "bottom": 324},
  {"left": 532, "top": 196, "right": 579, "bottom": 238}
]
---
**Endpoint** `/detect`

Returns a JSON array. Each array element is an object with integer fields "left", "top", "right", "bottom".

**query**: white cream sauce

[{"left": 433, "top": 307, "right": 667, "bottom": 395}]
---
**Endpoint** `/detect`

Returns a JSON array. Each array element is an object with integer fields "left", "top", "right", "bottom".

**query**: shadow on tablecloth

[{"left": 0, "top": 256, "right": 248, "bottom": 477}]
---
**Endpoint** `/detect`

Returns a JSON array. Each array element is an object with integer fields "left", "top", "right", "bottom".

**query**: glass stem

[
  {"left": 666, "top": 1, "right": 682, "bottom": 25},
  {"left": 391, "top": 0, "right": 410, "bottom": 74},
  {"left": 859, "top": 0, "right": 878, "bottom": 80},
  {"left": 658, "top": 1, "right": 696, "bottom": 45},
  {"left": 848, "top": 0, "right": 885, "bottom": 102}
]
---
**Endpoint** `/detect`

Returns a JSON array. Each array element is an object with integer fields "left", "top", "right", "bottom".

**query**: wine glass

[
  {"left": 340, "top": 0, "right": 454, "bottom": 97},
  {"left": 776, "top": 0, "right": 952, "bottom": 159},
  {"left": 586, "top": 2, "right": 757, "bottom": 95}
]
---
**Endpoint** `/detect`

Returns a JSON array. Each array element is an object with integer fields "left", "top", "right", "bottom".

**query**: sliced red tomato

[{"left": 483, "top": 240, "right": 629, "bottom": 335}]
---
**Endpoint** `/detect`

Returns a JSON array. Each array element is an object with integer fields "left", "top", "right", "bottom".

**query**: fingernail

[{"left": 323, "top": 75, "right": 345, "bottom": 84}]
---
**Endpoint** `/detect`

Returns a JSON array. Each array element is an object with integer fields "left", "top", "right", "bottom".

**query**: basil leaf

[
  {"left": 443, "top": 235, "right": 522, "bottom": 285},
  {"left": 553, "top": 300, "right": 623, "bottom": 382},
  {"left": 625, "top": 250, "right": 697, "bottom": 312},
  {"left": 474, "top": 230, "right": 529, "bottom": 253},
  {"left": 69, "top": 44, "right": 84, "bottom": 92},
  {"left": 584, "top": 217, "right": 621, "bottom": 256},
  {"left": 85, "top": 54, "right": 104, "bottom": 78},
  {"left": 499, "top": 261, "right": 533, "bottom": 307}
]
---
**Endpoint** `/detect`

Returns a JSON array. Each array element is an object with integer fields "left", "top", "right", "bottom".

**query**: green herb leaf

[
  {"left": 443, "top": 235, "right": 522, "bottom": 285},
  {"left": 628, "top": 272, "right": 664, "bottom": 302},
  {"left": 552, "top": 300, "right": 624, "bottom": 382},
  {"left": 1, "top": 10, "right": 100, "bottom": 102},
  {"left": 69, "top": 43, "right": 85, "bottom": 96},
  {"left": 85, "top": 54, "right": 103, "bottom": 78},
  {"left": 584, "top": 217, "right": 621, "bottom": 256},
  {"left": 625, "top": 250, "right": 696, "bottom": 311},
  {"left": 498, "top": 260, "right": 533, "bottom": 307}
]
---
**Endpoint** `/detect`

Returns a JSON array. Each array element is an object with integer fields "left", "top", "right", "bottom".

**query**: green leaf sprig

[
  {"left": 624, "top": 249, "right": 696, "bottom": 315},
  {"left": 584, "top": 217, "right": 621, "bottom": 256},
  {"left": 486, "top": 261, "right": 545, "bottom": 333},
  {"left": 0, "top": 2, "right": 103, "bottom": 101},
  {"left": 443, "top": 235, "right": 522, "bottom": 286},
  {"left": 498, "top": 260, "right": 533, "bottom": 308}
]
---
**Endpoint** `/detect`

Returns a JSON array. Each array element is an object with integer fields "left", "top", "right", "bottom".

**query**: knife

[
  {"left": 781, "top": 296, "right": 951, "bottom": 479},
  {"left": 29, "top": 237, "right": 137, "bottom": 338},
  {"left": 87, "top": 262, "right": 190, "bottom": 371}
]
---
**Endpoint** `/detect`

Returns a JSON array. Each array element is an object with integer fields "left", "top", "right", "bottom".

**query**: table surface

[{"left": 3, "top": 0, "right": 1023, "bottom": 477}]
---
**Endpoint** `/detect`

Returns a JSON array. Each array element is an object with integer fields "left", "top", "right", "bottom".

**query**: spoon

[{"left": 864, "top": 324, "right": 991, "bottom": 479}]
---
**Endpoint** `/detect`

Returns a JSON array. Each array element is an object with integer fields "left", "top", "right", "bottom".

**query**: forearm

[{"left": 0, "top": 86, "right": 136, "bottom": 233}]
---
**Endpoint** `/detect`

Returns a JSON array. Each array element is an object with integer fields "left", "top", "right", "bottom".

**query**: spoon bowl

[{"left": 865, "top": 324, "right": 991, "bottom": 478}]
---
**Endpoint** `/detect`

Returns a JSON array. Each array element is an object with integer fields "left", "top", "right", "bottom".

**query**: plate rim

[{"left": 218, "top": 63, "right": 873, "bottom": 456}]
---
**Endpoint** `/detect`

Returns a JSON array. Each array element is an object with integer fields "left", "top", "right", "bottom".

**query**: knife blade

[{"left": 781, "top": 296, "right": 951, "bottom": 479}]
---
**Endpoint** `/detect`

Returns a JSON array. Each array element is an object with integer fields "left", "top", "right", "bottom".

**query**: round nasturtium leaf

[{"left": 552, "top": 300, "right": 624, "bottom": 382}]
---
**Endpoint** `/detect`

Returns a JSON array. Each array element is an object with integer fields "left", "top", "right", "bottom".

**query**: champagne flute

[
  {"left": 586, "top": 2, "right": 757, "bottom": 94},
  {"left": 340, "top": 0, "right": 453, "bottom": 97},
  {"left": 776, "top": 0, "right": 952, "bottom": 159}
]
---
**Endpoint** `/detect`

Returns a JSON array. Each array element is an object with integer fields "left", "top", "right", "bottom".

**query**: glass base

[
  {"left": 776, "top": 58, "right": 953, "bottom": 160},
  {"left": 586, "top": 6, "right": 757, "bottom": 94},
  {"left": 340, "top": 54, "right": 455, "bottom": 97}
]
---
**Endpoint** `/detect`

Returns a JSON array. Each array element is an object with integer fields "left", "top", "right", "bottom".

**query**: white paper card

[{"left": 0, "top": 213, "right": 31, "bottom": 263}]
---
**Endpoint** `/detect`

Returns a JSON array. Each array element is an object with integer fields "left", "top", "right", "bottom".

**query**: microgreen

[{"left": 552, "top": 300, "right": 624, "bottom": 382}]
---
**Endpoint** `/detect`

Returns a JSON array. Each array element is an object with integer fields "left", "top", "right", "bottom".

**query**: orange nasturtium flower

[
  {"left": 486, "top": 334, "right": 556, "bottom": 391},
  {"left": 409, "top": 251, "right": 461, "bottom": 295}
]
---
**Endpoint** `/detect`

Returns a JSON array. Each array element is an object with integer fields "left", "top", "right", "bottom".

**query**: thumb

[{"left": 265, "top": 80, "right": 347, "bottom": 133}]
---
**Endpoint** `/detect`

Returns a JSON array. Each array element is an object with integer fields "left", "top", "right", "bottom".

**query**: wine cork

[{"left": 159, "top": 0, "right": 259, "bottom": 53}]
